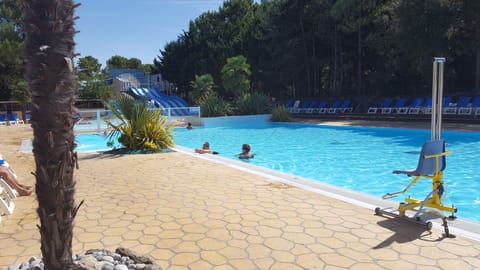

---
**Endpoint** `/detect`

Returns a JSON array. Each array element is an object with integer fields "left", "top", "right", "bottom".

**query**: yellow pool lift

[{"left": 375, "top": 57, "right": 457, "bottom": 237}]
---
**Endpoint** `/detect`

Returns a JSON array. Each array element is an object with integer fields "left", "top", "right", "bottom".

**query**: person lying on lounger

[
  {"left": 0, "top": 164, "right": 33, "bottom": 196},
  {"left": 195, "top": 142, "right": 218, "bottom": 154}
]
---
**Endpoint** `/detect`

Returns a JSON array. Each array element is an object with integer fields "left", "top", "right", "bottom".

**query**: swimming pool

[{"left": 76, "top": 121, "right": 480, "bottom": 222}]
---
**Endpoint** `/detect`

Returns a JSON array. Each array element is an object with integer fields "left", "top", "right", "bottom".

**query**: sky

[{"left": 74, "top": 0, "right": 229, "bottom": 68}]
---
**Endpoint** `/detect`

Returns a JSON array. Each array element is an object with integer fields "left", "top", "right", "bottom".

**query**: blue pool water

[{"left": 76, "top": 121, "right": 480, "bottom": 222}]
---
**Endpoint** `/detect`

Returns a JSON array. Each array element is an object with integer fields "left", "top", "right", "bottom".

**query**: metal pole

[
  {"left": 431, "top": 61, "right": 438, "bottom": 140},
  {"left": 96, "top": 110, "right": 101, "bottom": 133},
  {"left": 436, "top": 59, "right": 445, "bottom": 140}
]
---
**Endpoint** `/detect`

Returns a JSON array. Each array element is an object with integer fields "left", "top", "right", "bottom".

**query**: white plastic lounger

[
  {"left": 448, "top": 96, "right": 471, "bottom": 115},
  {"left": 368, "top": 98, "right": 392, "bottom": 114},
  {"left": 0, "top": 178, "right": 16, "bottom": 216},
  {"left": 407, "top": 98, "right": 425, "bottom": 114},
  {"left": 327, "top": 99, "right": 342, "bottom": 114},
  {"left": 458, "top": 96, "right": 480, "bottom": 115},
  {"left": 441, "top": 97, "right": 455, "bottom": 114},
  {"left": 288, "top": 100, "right": 300, "bottom": 113},
  {"left": 381, "top": 98, "right": 407, "bottom": 114}
]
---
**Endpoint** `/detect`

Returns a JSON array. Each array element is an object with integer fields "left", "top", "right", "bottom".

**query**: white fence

[{"left": 74, "top": 107, "right": 201, "bottom": 133}]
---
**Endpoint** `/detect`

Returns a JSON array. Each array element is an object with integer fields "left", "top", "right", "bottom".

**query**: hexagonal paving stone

[
  {"left": 197, "top": 238, "right": 228, "bottom": 251},
  {"left": 171, "top": 252, "right": 200, "bottom": 266}
]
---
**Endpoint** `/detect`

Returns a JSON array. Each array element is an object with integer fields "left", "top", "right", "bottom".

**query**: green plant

[
  {"left": 200, "top": 93, "right": 233, "bottom": 117},
  {"left": 104, "top": 94, "right": 174, "bottom": 151},
  {"left": 190, "top": 73, "right": 216, "bottom": 104},
  {"left": 270, "top": 106, "right": 293, "bottom": 122},
  {"left": 236, "top": 92, "right": 272, "bottom": 115},
  {"left": 221, "top": 55, "right": 251, "bottom": 99}
]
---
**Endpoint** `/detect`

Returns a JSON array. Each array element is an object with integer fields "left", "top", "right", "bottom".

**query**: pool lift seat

[
  {"left": 375, "top": 139, "right": 457, "bottom": 235},
  {"left": 375, "top": 58, "right": 457, "bottom": 237}
]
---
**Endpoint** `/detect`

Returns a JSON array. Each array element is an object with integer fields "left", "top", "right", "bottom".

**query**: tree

[
  {"left": 10, "top": 79, "right": 30, "bottom": 121},
  {"left": 106, "top": 55, "right": 144, "bottom": 70},
  {"left": 190, "top": 74, "right": 216, "bottom": 104},
  {"left": 22, "top": 0, "right": 80, "bottom": 269},
  {"left": 221, "top": 55, "right": 251, "bottom": 99},
  {"left": 76, "top": 55, "right": 113, "bottom": 101},
  {"left": 106, "top": 55, "right": 128, "bottom": 69},
  {"left": 76, "top": 55, "right": 102, "bottom": 81},
  {"left": 0, "top": 0, "right": 24, "bottom": 100}
]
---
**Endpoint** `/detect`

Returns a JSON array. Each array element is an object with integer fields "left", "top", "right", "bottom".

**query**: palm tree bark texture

[{"left": 22, "top": 0, "right": 81, "bottom": 269}]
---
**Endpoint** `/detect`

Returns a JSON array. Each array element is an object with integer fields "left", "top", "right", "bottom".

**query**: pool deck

[{"left": 1, "top": 123, "right": 480, "bottom": 269}]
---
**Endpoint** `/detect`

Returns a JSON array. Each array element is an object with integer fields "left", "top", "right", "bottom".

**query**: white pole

[
  {"left": 431, "top": 60, "right": 438, "bottom": 140},
  {"left": 432, "top": 57, "right": 445, "bottom": 140},
  {"left": 96, "top": 110, "right": 101, "bottom": 133},
  {"left": 436, "top": 59, "right": 445, "bottom": 140}
]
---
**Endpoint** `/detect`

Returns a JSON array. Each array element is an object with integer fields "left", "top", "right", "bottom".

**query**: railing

[{"left": 74, "top": 107, "right": 201, "bottom": 133}]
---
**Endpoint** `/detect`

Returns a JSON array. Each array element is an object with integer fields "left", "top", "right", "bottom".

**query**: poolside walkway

[{"left": 1, "top": 124, "right": 480, "bottom": 269}]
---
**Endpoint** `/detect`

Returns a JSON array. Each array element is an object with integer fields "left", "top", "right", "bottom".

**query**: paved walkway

[
  {"left": 1, "top": 124, "right": 480, "bottom": 269},
  {"left": 1, "top": 149, "right": 480, "bottom": 269}
]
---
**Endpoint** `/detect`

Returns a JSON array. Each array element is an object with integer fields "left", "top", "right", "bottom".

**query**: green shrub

[
  {"left": 200, "top": 93, "right": 233, "bottom": 117},
  {"left": 236, "top": 92, "right": 272, "bottom": 115},
  {"left": 104, "top": 94, "right": 174, "bottom": 151},
  {"left": 270, "top": 106, "right": 293, "bottom": 122}
]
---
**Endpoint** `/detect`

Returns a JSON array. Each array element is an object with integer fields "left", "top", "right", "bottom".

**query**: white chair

[{"left": 0, "top": 178, "right": 16, "bottom": 216}]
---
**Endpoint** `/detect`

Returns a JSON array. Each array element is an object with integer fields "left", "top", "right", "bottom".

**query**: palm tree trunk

[{"left": 22, "top": 0, "right": 80, "bottom": 269}]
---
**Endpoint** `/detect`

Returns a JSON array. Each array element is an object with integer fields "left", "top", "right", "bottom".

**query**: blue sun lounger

[
  {"left": 381, "top": 98, "right": 407, "bottom": 114},
  {"left": 407, "top": 97, "right": 424, "bottom": 114},
  {"left": 327, "top": 99, "right": 342, "bottom": 114},
  {"left": 458, "top": 96, "right": 479, "bottom": 115},
  {"left": 368, "top": 98, "right": 392, "bottom": 114}
]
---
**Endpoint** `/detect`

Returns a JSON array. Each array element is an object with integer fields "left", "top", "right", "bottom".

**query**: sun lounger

[
  {"left": 458, "top": 96, "right": 480, "bottom": 115},
  {"left": 337, "top": 99, "right": 353, "bottom": 113},
  {"left": 0, "top": 156, "right": 18, "bottom": 198},
  {"left": 407, "top": 97, "right": 425, "bottom": 114},
  {"left": 292, "top": 100, "right": 310, "bottom": 114},
  {"left": 397, "top": 98, "right": 421, "bottom": 114},
  {"left": 305, "top": 100, "right": 320, "bottom": 114},
  {"left": 288, "top": 100, "right": 300, "bottom": 113},
  {"left": 6, "top": 113, "right": 23, "bottom": 125},
  {"left": 368, "top": 98, "right": 392, "bottom": 114},
  {"left": 381, "top": 98, "right": 407, "bottom": 114},
  {"left": 0, "top": 114, "right": 6, "bottom": 125},
  {"left": 422, "top": 98, "right": 433, "bottom": 114},
  {"left": 442, "top": 97, "right": 456, "bottom": 114},
  {"left": 317, "top": 100, "right": 329, "bottom": 114},
  {"left": 0, "top": 178, "right": 16, "bottom": 218},
  {"left": 284, "top": 100, "right": 293, "bottom": 110},
  {"left": 327, "top": 99, "right": 342, "bottom": 114},
  {"left": 297, "top": 100, "right": 316, "bottom": 114}
]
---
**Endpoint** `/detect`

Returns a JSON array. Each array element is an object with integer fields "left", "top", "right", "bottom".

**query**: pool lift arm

[{"left": 375, "top": 58, "right": 457, "bottom": 237}]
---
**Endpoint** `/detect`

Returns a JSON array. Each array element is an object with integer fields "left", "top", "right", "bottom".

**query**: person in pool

[
  {"left": 195, "top": 142, "right": 218, "bottom": 154},
  {"left": 238, "top": 143, "right": 254, "bottom": 159},
  {"left": 186, "top": 122, "right": 193, "bottom": 129}
]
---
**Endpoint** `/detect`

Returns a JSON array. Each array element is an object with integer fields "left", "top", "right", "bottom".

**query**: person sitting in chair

[{"left": 238, "top": 143, "right": 254, "bottom": 159}]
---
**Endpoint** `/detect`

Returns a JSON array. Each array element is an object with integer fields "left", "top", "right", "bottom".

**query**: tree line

[
  {"left": 0, "top": 0, "right": 153, "bottom": 102},
  {"left": 2, "top": 0, "right": 479, "bottom": 107},
  {"left": 155, "top": 0, "right": 480, "bottom": 107}
]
